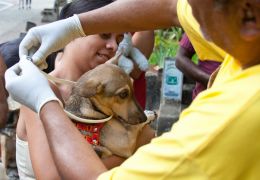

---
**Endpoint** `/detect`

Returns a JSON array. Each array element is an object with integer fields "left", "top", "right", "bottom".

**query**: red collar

[{"left": 74, "top": 122, "right": 104, "bottom": 145}]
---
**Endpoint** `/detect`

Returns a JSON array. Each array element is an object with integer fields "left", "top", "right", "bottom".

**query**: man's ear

[{"left": 74, "top": 79, "right": 103, "bottom": 98}]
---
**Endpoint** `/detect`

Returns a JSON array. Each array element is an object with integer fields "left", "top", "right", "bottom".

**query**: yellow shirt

[
  {"left": 98, "top": 55, "right": 260, "bottom": 179},
  {"left": 177, "top": 0, "right": 226, "bottom": 62},
  {"left": 213, "top": 55, "right": 242, "bottom": 86}
]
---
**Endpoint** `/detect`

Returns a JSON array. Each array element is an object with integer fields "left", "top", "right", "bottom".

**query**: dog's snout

[
  {"left": 139, "top": 111, "right": 147, "bottom": 123},
  {"left": 127, "top": 105, "right": 147, "bottom": 125}
]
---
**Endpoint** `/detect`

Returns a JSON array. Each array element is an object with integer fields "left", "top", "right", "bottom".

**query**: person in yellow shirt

[{"left": 5, "top": 0, "right": 260, "bottom": 179}]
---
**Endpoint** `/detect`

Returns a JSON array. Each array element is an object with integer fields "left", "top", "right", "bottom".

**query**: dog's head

[{"left": 67, "top": 64, "right": 147, "bottom": 125}]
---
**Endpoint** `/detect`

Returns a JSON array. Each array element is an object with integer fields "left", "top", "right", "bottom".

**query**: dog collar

[
  {"left": 64, "top": 110, "right": 113, "bottom": 124},
  {"left": 74, "top": 122, "right": 104, "bottom": 145}
]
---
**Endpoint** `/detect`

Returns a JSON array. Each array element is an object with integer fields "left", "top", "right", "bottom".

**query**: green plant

[{"left": 149, "top": 28, "right": 183, "bottom": 68}]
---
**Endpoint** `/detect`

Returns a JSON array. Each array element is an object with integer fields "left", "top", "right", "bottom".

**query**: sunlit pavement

[{"left": 0, "top": 0, "right": 54, "bottom": 43}]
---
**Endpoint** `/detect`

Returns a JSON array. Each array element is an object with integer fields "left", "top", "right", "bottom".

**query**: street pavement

[{"left": 0, "top": 0, "right": 54, "bottom": 43}]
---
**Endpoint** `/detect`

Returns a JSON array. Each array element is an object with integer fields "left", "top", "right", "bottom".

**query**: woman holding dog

[
  {"left": 5, "top": 0, "right": 260, "bottom": 179},
  {"left": 14, "top": 0, "right": 154, "bottom": 179}
]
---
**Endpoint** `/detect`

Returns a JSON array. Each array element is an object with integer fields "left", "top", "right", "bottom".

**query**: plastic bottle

[{"left": 162, "top": 57, "right": 183, "bottom": 101}]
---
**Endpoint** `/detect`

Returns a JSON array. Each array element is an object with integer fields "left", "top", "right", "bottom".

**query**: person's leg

[
  {"left": 19, "top": 0, "right": 24, "bottom": 9},
  {"left": 26, "top": 0, "right": 28, "bottom": 9}
]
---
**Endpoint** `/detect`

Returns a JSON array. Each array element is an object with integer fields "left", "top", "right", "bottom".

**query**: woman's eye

[
  {"left": 118, "top": 91, "right": 129, "bottom": 99},
  {"left": 100, "top": 33, "right": 112, "bottom": 40}
]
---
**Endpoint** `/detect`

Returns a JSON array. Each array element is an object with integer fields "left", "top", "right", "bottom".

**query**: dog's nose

[
  {"left": 128, "top": 110, "right": 147, "bottom": 125},
  {"left": 138, "top": 111, "right": 147, "bottom": 123}
]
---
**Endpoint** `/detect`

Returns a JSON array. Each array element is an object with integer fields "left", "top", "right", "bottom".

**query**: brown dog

[{"left": 65, "top": 64, "right": 149, "bottom": 158}]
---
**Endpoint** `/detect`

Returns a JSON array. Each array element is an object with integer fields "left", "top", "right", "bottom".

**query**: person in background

[
  {"left": 19, "top": 0, "right": 25, "bottom": 9},
  {"left": 25, "top": 0, "right": 31, "bottom": 9},
  {"left": 176, "top": 33, "right": 221, "bottom": 99},
  {"left": 0, "top": 37, "right": 25, "bottom": 69}
]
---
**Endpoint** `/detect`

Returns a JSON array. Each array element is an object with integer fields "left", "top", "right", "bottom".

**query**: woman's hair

[
  {"left": 45, "top": 0, "right": 113, "bottom": 72},
  {"left": 59, "top": 0, "right": 113, "bottom": 20}
]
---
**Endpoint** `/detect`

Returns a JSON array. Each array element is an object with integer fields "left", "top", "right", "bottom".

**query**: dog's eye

[{"left": 118, "top": 91, "right": 129, "bottom": 99}]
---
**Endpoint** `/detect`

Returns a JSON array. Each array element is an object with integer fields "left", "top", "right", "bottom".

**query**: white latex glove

[
  {"left": 19, "top": 15, "right": 85, "bottom": 70},
  {"left": 118, "top": 56, "right": 134, "bottom": 74},
  {"left": 130, "top": 47, "right": 149, "bottom": 71},
  {"left": 116, "top": 33, "right": 149, "bottom": 74},
  {"left": 117, "top": 33, "right": 132, "bottom": 56},
  {"left": 5, "top": 57, "right": 62, "bottom": 113}
]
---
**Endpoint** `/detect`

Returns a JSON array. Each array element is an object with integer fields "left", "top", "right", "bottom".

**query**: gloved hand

[
  {"left": 5, "top": 57, "right": 62, "bottom": 114},
  {"left": 19, "top": 15, "right": 85, "bottom": 70},
  {"left": 116, "top": 33, "right": 149, "bottom": 74}
]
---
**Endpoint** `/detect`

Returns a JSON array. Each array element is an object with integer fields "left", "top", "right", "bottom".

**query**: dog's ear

[
  {"left": 105, "top": 52, "right": 122, "bottom": 65},
  {"left": 75, "top": 79, "right": 104, "bottom": 98}
]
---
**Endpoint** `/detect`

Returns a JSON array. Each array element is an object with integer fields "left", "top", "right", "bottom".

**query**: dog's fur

[{"left": 65, "top": 64, "right": 148, "bottom": 158}]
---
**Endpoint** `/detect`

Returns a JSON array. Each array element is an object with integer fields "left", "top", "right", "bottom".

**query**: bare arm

[
  {"left": 176, "top": 47, "right": 210, "bottom": 86},
  {"left": 130, "top": 30, "right": 155, "bottom": 79},
  {"left": 0, "top": 54, "right": 8, "bottom": 128},
  {"left": 132, "top": 31, "right": 155, "bottom": 58},
  {"left": 40, "top": 101, "right": 107, "bottom": 180},
  {"left": 79, "top": 0, "right": 180, "bottom": 35},
  {"left": 18, "top": 106, "right": 61, "bottom": 179}
]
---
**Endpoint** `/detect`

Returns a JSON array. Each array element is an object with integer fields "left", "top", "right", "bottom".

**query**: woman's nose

[{"left": 106, "top": 38, "right": 118, "bottom": 52}]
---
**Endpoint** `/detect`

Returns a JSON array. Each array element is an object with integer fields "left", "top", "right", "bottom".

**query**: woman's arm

[
  {"left": 20, "top": 83, "right": 66, "bottom": 179},
  {"left": 176, "top": 47, "right": 210, "bottom": 86},
  {"left": 130, "top": 31, "right": 155, "bottom": 79},
  {"left": 20, "top": 106, "right": 61, "bottom": 179}
]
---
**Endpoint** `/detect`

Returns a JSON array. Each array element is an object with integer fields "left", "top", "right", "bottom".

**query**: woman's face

[{"left": 69, "top": 33, "right": 124, "bottom": 70}]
